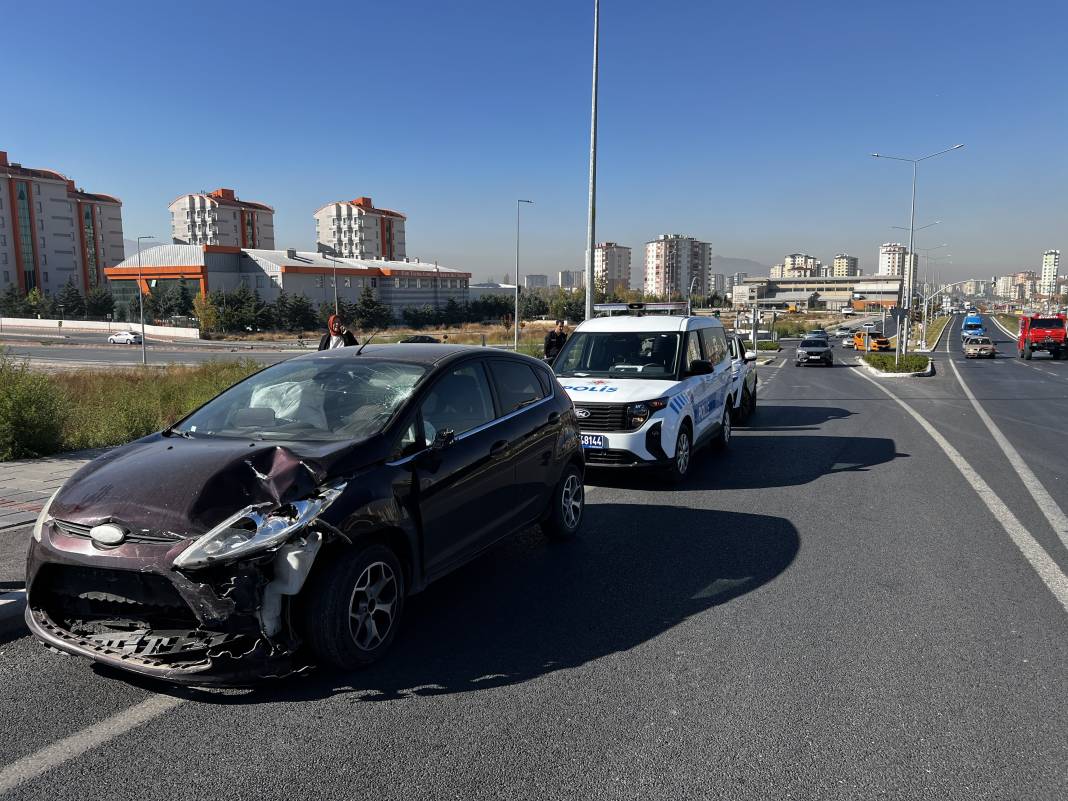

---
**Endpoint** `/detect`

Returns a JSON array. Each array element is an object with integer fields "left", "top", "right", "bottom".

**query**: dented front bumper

[{"left": 24, "top": 525, "right": 313, "bottom": 686}]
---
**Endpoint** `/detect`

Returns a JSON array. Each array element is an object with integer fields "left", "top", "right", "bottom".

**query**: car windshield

[
  {"left": 174, "top": 358, "right": 427, "bottom": 441},
  {"left": 964, "top": 323, "right": 982, "bottom": 330},
  {"left": 800, "top": 339, "right": 825, "bottom": 348},
  {"left": 1029, "top": 318, "right": 1065, "bottom": 329},
  {"left": 554, "top": 331, "right": 681, "bottom": 379},
  {"left": 969, "top": 337, "right": 992, "bottom": 345}
]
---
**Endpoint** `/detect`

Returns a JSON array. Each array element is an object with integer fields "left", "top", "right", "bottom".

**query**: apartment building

[
  {"left": 592, "top": 242, "right": 632, "bottom": 295},
  {"left": 832, "top": 254, "right": 860, "bottom": 277},
  {"left": 994, "top": 275, "right": 1016, "bottom": 300},
  {"left": 314, "top": 196, "right": 406, "bottom": 261},
  {"left": 0, "top": 150, "right": 124, "bottom": 295},
  {"left": 644, "top": 234, "right": 711, "bottom": 297},
  {"left": 1040, "top": 249, "right": 1060, "bottom": 297},
  {"left": 559, "top": 269, "right": 585, "bottom": 291},
  {"left": 710, "top": 273, "right": 726, "bottom": 294},
  {"left": 523, "top": 274, "right": 549, "bottom": 289},
  {"left": 877, "top": 242, "right": 918, "bottom": 303},
  {"left": 170, "top": 189, "right": 274, "bottom": 249}
]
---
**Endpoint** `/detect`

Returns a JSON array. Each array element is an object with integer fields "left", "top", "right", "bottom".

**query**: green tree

[
  {"left": 174, "top": 280, "right": 194, "bottom": 316},
  {"left": 192, "top": 292, "right": 218, "bottom": 333},
  {"left": 284, "top": 293, "right": 318, "bottom": 332},
  {"left": 518, "top": 292, "right": 548, "bottom": 320},
  {"left": 55, "top": 279, "right": 86, "bottom": 319},
  {"left": 353, "top": 287, "right": 393, "bottom": 330},
  {"left": 0, "top": 285, "right": 31, "bottom": 317},
  {"left": 85, "top": 286, "right": 114, "bottom": 319}
]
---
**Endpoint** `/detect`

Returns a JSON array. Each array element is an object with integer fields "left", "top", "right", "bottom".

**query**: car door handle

[
  {"left": 489, "top": 440, "right": 509, "bottom": 459},
  {"left": 547, "top": 411, "right": 560, "bottom": 424}
]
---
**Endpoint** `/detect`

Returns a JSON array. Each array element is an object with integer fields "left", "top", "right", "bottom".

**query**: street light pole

[
  {"left": 872, "top": 143, "right": 964, "bottom": 363},
  {"left": 917, "top": 246, "right": 949, "bottom": 348},
  {"left": 583, "top": 0, "right": 599, "bottom": 323},
  {"left": 136, "top": 235, "right": 155, "bottom": 366},
  {"left": 514, "top": 199, "right": 534, "bottom": 351}
]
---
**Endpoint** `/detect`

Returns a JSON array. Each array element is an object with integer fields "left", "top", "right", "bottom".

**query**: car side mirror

[
  {"left": 744, "top": 350, "right": 758, "bottom": 361},
  {"left": 431, "top": 429, "right": 456, "bottom": 451},
  {"left": 687, "top": 359, "right": 714, "bottom": 376}
]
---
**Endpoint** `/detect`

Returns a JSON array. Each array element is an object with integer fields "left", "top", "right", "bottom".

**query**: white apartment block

[
  {"left": 1040, "top": 249, "right": 1060, "bottom": 297},
  {"left": 994, "top": 275, "right": 1015, "bottom": 300},
  {"left": 523, "top": 274, "right": 549, "bottom": 288},
  {"left": 710, "top": 273, "right": 726, "bottom": 294},
  {"left": 170, "top": 188, "right": 274, "bottom": 249},
  {"left": 593, "top": 242, "right": 632, "bottom": 295},
  {"left": 559, "top": 269, "right": 585, "bottom": 291},
  {"left": 644, "top": 234, "right": 711, "bottom": 297},
  {"left": 314, "top": 196, "right": 406, "bottom": 261},
  {"left": 832, "top": 254, "right": 860, "bottom": 277},
  {"left": 781, "top": 253, "right": 822, "bottom": 278},
  {"left": 877, "top": 242, "right": 918, "bottom": 304},
  {"left": 0, "top": 150, "right": 124, "bottom": 295}
]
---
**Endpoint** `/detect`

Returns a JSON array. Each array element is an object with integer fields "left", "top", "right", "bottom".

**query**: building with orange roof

[
  {"left": 314, "top": 196, "right": 406, "bottom": 261},
  {"left": 169, "top": 188, "right": 275, "bottom": 249},
  {"left": 0, "top": 150, "right": 124, "bottom": 295}
]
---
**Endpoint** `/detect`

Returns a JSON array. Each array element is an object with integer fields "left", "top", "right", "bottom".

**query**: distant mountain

[{"left": 710, "top": 256, "right": 768, "bottom": 276}]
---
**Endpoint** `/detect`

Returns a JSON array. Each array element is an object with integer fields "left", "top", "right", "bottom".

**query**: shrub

[
  {"left": 0, "top": 353, "right": 65, "bottom": 460},
  {"left": 863, "top": 353, "right": 930, "bottom": 373}
]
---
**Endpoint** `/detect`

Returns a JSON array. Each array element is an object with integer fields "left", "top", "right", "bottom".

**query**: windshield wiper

[{"left": 162, "top": 426, "right": 193, "bottom": 439}]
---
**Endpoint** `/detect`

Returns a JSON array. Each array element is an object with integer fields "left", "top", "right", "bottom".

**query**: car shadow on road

[
  {"left": 737, "top": 404, "right": 853, "bottom": 430},
  {"left": 171, "top": 503, "right": 798, "bottom": 705}
]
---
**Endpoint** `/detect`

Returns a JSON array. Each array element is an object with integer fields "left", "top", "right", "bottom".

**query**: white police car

[{"left": 553, "top": 305, "right": 735, "bottom": 481}]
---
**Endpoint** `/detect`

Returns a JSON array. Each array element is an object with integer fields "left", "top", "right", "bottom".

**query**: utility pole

[
  {"left": 583, "top": 0, "right": 599, "bottom": 323},
  {"left": 136, "top": 235, "right": 155, "bottom": 365}
]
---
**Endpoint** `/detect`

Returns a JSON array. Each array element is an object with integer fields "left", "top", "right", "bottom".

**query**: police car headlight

[{"left": 627, "top": 398, "right": 669, "bottom": 428}]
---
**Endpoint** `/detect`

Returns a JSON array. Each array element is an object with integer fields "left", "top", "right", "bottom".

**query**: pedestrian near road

[
  {"left": 544, "top": 320, "right": 568, "bottom": 360},
  {"left": 318, "top": 314, "right": 359, "bottom": 350}
]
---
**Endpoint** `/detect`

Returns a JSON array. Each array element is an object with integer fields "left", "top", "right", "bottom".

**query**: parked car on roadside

[
  {"left": 25, "top": 345, "right": 585, "bottom": 684},
  {"left": 963, "top": 336, "right": 996, "bottom": 358},
  {"left": 107, "top": 331, "right": 142, "bottom": 345},
  {"left": 728, "top": 335, "right": 758, "bottom": 422},
  {"left": 795, "top": 338, "right": 834, "bottom": 367},
  {"left": 399, "top": 335, "right": 441, "bottom": 344},
  {"left": 553, "top": 304, "right": 734, "bottom": 482}
]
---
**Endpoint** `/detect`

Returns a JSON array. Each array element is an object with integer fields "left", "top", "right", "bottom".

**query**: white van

[{"left": 553, "top": 310, "right": 735, "bottom": 481}]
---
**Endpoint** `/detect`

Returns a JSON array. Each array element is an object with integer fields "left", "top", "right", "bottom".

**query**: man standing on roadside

[
  {"left": 544, "top": 319, "right": 568, "bottom": 360},
  {"left": 318, "top": 314, "right": 359, "bottom": 350}
]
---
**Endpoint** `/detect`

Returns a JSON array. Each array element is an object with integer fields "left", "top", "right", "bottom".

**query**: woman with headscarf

[{"left": 317, "top": 314, "right": 359, "bottom": 350}]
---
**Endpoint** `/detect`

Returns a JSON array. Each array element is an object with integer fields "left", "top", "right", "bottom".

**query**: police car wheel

[
  {"left": 664, "top": 423, "right": 692, "bottom": 483},
  {"left": 713, "top": 405, "right": 732, "bottom": 451},
  {"left": 541, "top": 463, "right": 584, "bottom": 539}
]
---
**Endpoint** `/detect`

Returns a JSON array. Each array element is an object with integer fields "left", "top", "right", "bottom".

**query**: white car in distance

[{"left": 107, "top": 331, "right": 143, "bottom": 345}]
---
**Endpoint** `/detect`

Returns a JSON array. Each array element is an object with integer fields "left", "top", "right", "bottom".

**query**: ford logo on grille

[
  {"left": 575, "top": 407, "right": 591, "bottom": 419},
  {"left": 89, "top": 524, "right": 126, "bottom": 547}
]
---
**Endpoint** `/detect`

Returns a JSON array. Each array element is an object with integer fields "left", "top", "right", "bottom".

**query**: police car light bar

[{"left": 593, "top": 302, "right": 690, "bottom": 316}]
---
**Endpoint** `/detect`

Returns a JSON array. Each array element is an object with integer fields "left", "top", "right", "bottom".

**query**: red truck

[{"left": 1018, "top": 313, "right": 1067, "bottom": 360}]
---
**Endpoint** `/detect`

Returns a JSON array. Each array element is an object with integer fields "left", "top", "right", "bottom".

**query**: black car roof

[{"left": 289, "top": 343, "right": 542, "bottom": 368}]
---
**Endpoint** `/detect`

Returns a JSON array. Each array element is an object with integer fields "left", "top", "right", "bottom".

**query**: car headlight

[
  {"left": 174, "top": 483, "right": 346, "bottom": 569},
  {"left": 627, "top": 398, "right": 669, "bottom": 428},
  {"left": 32, "top": 489, "right": 61, "bottom": 543}
]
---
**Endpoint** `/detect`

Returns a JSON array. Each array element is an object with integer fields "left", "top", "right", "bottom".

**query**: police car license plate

[{"left": 581, "top": 434, "right": 606, "bottom": 450}]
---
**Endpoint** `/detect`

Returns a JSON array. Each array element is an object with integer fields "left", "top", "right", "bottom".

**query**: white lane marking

[
  {"left": 947, "top": 358, "right": 1068, "bottom": 553},
  {"left": 852, "top": 366, "right": 1068, "bottom": 615},
  {"left": 0, "top": 589, "right": 26, "bottom": 608},
  {"left": 0, "top": 695, "right": 185, "bottom": 794}
]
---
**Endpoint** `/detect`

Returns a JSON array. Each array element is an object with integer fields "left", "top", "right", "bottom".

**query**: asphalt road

[{"left": 1, "top": 315, "right": 1067, "bottom": 799}]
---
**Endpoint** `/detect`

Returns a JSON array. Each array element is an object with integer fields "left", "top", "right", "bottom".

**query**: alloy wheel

[
  {"left": 561, "top": 473, "right": 583, "bottom": 529},
  {"left": 676, "top": 431, "right": 691, "bottom": 475},
  {"left": 348, "top": 561, "right": 399, "bottom": 651},
  {"left": 722, "top": 408, "right": 732, "bottom": 444}
]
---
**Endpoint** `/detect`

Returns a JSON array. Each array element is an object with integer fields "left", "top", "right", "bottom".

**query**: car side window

[
  {"left": 685, "top": 331, "right": 704, "bottom": 366},
  {"left": 392, "top": 417, "right": 423, "bottom": 460},
  {"left": 419, "top": 362, "right": 496, "bottom": 442},
  {"left": 488, "top": 360, "right": 546, "bottom": 414},
  {"left": 699, "top": 327, "right": 728, "bottom": 365}
]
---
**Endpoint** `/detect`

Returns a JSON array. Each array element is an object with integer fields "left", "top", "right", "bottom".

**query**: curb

[
  {"left": 0, "top": 590, "right": 27, "bottom": 637},
  {"left": 990, "top": 315, "right": 1018, "bottom": 339},
  {"left": 855, "top": 356, "right": 934, "bottom": 378}
]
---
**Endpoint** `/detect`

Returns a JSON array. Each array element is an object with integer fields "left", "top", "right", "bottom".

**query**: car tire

[
  {"left": 300, "top": 542, "right": 405, "bottom": 670},
  {"left": 541, "top": 463, "right": 585, "bottom": 539},
  {"left": 664, "top": 421, "right": 693, "bottom": 483},
  {"left": 1024, "top": 346, "right": 1033, "bottom": 360},
  {"left": 747, "top": 384, "right": 757, "bottom": 418},
  {"left": 712, "top": 404, "right": 732, "bottom": 452}
]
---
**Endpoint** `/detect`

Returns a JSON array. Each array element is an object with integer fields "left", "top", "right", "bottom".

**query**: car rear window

[
  {"left": 1028, "top": 318, "right": 1065, "bottom": 329},
  {"left": 800, "top": 339, "right": 825, "bottom": 348}
]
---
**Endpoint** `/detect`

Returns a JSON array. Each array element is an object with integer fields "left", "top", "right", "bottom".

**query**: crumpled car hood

[{"left": 49, "top": 434, "right": 367, "bottom": 538}]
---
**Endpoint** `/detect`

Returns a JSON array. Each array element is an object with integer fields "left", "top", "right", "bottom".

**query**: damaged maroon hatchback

[{"left": 26, "top": 344, "right": 585, "bottom": 685}]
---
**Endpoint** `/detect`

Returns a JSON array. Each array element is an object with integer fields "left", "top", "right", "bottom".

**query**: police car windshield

[{"left": 553, "top": 331, "right": 682, "bottom": 379}]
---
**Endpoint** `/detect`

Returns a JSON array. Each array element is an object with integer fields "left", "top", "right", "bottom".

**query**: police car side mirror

[
  {"left": 687, "top": 359, "right": 714, "bottom": 376},
  {"left": 744, "top": 350, "right": 758, "bottom": 361}
]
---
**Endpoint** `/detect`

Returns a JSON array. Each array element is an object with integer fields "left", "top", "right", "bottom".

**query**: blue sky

[{"left": 3, "top": 0, "right": 1065, "bottom": 282}]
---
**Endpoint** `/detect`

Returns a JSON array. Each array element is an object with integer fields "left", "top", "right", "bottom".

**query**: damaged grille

[
  {"left": 53, "top": 519, "right": 185, "bottom": 545},
  {"left": 30, "top": 565, "right": 251, "bottom": 666}
]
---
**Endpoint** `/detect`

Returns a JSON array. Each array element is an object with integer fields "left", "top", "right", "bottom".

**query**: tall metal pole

[
  {"left": 899, "top": 161, "right": 917, "bottom": 364},
  {"left": 332, "top": 257, "right": 339, "bottom": 316},
  {"left": 583, "top": 0, "right": 599, "bottom": 322},
  {"left": 514, "top": 199, "right": 533, "bottom": 350},
  {"left": 136, "top": 235, "right": 154, "bottom": 366}
]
